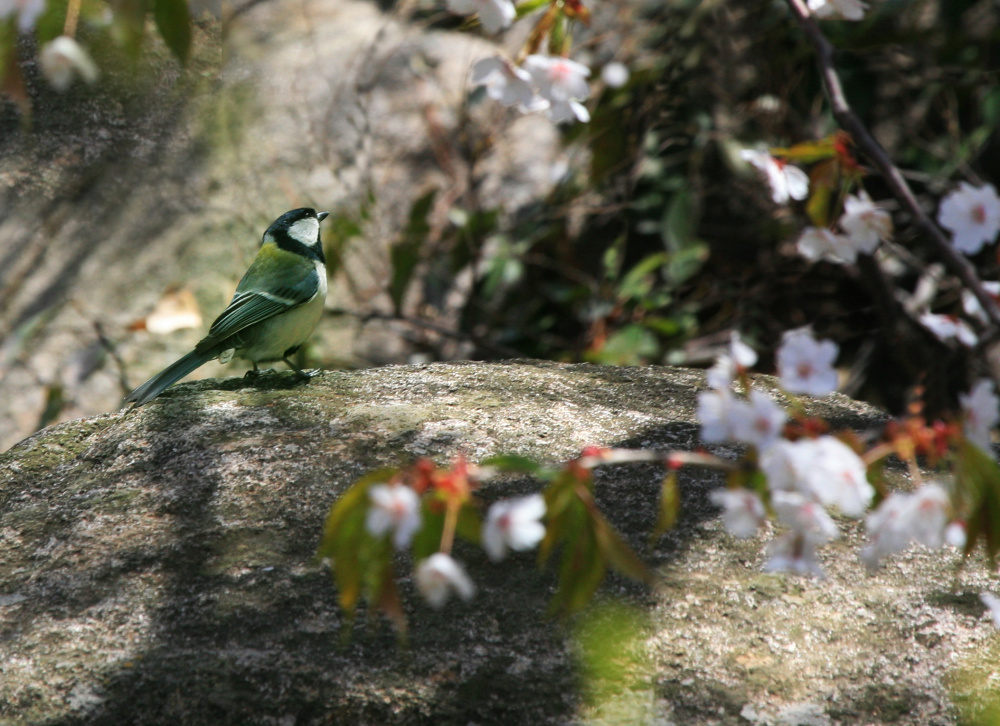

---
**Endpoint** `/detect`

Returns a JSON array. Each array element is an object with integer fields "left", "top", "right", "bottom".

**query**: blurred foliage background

[{"left": 0, "top": 0, "right": 998, "bottom": 447}]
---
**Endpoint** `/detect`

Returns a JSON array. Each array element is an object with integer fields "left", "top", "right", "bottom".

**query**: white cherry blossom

[
  {"left": 763, "top": 533, "right": 826, "bottom": 578},
  {"left": 471, "top": 57, "right": 537, "bottom": 110},
  {"left": 838, "top": 191, "right": 891, "bottom": 253},
  {"left": 860, "top": 483, "right": 954, "bottom": 569},
  {"left": 482, "top": 494, "right": 546, "bottom": 561},
  {"left": 446, "top": 0, "right": 515, "bottom": 34},
  {"left": 366, "top": 484, "right": 422, "bottom": 550},
  {"left": 415, "top": 553, "right": 476, "bottom": 609},
  {"left": 740, "top": 149, "right": 809, "bottom": 205},
  {"left": 709, "top": 488, "right": 766, "bottom": 538},
  {"left": 776, "top": 327, "right": 839, "bottom": 396},
  {"left": 918, "top": 312, "right": 977, "bottom": 347},
  {"left": 937, "top": 182, "right": 1000, "bottom": 255},
  {"left": 697, "top": 388, "right": 737, "bottom": 443},
  {"left": 0, "top": 0, "right": 46, "bottom": 32},
  {"left": 706, "top": 331, "right": 758, "bottom": 390},
  {"left": 40, "top": 37, "right": 99, "bottom": 92},
  {"left": 981, "top": 592, "right": 1000, "bottom": 629},
  {"left": 523, "top": 55, "right": 592, "bottom": 125},
  {"left": 730, "top": 390, "right": 788, "bottom": 450},
  {"left": 797, "top": 226, "right": 858, "bottom": 264},
  {"left": 961, "top": 379, "right": 999, "bottom": 454},
  {"left": 961, "top": 281, "right": 1000, "bottom": 324},
  {"left": 761, "top": 436, "right": 872, "bottom": 517}
]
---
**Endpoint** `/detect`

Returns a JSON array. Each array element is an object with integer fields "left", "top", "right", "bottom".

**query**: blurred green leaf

[
  {"left": 153, "top": 0, "right": 191, "bottom": 63},
  {"left": 661, "top": 186, "right": 708, "bottom": 285},
  {"left": 316, "top": 468, "right": 397, "bottom": 619},
  {"left": 586, "top": 324, "right": 658, "bottom": 366},
  {"left": 955, "top": 441, "right": 1000, "bottom": 565},
  {"left": 514, "top": 0, "right": 548, "bottom": 19},
  {"left": 390, "top": 190, "right": 435, "bottom": 315},
  {"left": 480, "top": 454, "right": 545, "bottom": 476},
  {"left": 651, "top": 471, "right": 679, "bottom": 544},
  {"left": 411, "top": 502, "right": 445, "bottom": 562}
]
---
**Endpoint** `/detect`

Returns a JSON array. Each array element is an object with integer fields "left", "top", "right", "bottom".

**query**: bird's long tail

[{"left": 124, "top": 350, "right": 214, "bottom": 406}]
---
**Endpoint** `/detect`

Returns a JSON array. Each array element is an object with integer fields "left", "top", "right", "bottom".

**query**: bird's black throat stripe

[{"left": 271, "top": 229, "right": 325, "bottom": 264}]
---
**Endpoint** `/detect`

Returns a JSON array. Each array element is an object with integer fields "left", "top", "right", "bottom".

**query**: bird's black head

[{"left": 263, "top": 207, "right": 330, "bottom": 262}]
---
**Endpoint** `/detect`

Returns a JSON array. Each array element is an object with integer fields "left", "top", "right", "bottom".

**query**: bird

[{"left": 124, "top": 207, "right": 329, "bottom": 406}]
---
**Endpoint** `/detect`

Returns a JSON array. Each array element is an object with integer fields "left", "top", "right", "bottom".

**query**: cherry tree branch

[{"left": 784, "top": 0, "right": 1000, "bottom": 335}]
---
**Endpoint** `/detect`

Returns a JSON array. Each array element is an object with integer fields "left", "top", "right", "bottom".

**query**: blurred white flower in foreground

[
  {"left": 0, "top": 0, "right": 45, "bottom": 32},
  {"left": 482, "top": 494, "right": 546, "bottom": 562},
  {"left": 706, "top": 331, "right": 758, "bottom": 390},
  {"left": 962, "top": 281, "right": 1000, "bottom": 324},
  {"left": 980, "top": 592, "right": 1000, "bottom": 629},
  {"left": 740, "top": 149, "right": 809, "bottom": 205},
  {"left": 776, "top": 327, "right": 839, "bottom": 396},
  {"left": 709, "top": 488, "right": 765, "bottom": 538},
  {"left": 40, "top": 36, "right": 99, "bottom": 92},
  {"left": 761, "top": 436, "right": 873, "bottom": 517},
  {"left": 918, "top": 312, "right": 977, "bottom": 347},
  {"left": 961, "top": 379, "right": 999, "bottom": 454},
  {"left": 600, "top": 62, "right": 629, "bottom": 88},
  {"left": 446, "top": 0, "right": 515, "bottom": 34},
  {"left": 860, "top": 483, "right": 958, "bottom": 569},
  {"left": 366, "top": 484, "right": 422, "bottom": 550},
  {"left": 471, "top": 57, "right": 537, "bottom": 110},
  {"left": 797, "top": 226, "right": 857, "bottom": 264},
  {"left": 729, "top": 390, "right": 788, "bottom": 450},
  {"left": 415, "top": 553, "right": 476, "bottom": 609},
  {"left": 807, "top": 0, "right": 868, "bottom": 21},
  {"left": 937, "top": 182, "right": 1000, "bottom": 255},
  {"left": 838, "top": 191, "right": 892, "bottom": 253},
  {"left": 523, "top": 54, "right": 592, "bottom": 124}
]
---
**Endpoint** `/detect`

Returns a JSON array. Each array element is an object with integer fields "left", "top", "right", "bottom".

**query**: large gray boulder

[{"left": 1, "top": 361, "right": 996, "bottom": 725}]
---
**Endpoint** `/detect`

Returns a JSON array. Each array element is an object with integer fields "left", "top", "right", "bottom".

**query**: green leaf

[
  {"left": 389, "top": 190, "right": 435, "bottom": 315},
  {"left": 153, "top": 0, "right": 191, "bottom": 64},
  {"left": 955, "top": 441, "right": 1000, "bottom": 564},
  {"left": 480, "top": 454, "right": 544, "bottom": 476},
  {"left": 411, "top": 504, "right": 445, "bottom": 562},
  {"left": 586, "top": 324, "right": 659, "bottom": 366},
  {"left": 514, "top": 0, "right": 548, "bottom": 18},
  {"left": 651, "top": 471, "right": 679, "bottom": 544},
  {"left": 456, "top": 502, "right": 483, "bottom": 545},
  {"left": 316, "top": 468, "right": 396, "bottom": 616},
  {"left": 661, "top": 187, "right": 708, "bottom": 285}
]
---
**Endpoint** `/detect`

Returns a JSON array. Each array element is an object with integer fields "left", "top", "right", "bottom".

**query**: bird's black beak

[{"left": 317, "top": 211, "right": 330, "bottom": 222}]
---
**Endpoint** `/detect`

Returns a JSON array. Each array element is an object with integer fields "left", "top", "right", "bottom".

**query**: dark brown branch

[{"left": 784, "top": 0, "right": 1000, "bottom": 336}]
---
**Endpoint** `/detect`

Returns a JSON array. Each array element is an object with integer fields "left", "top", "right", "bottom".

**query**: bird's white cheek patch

[{"left": 288, "top": 217, "right": 319, "bottom": 246}]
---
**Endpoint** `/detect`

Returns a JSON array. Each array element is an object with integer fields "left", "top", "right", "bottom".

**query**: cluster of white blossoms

[
  {"left": 365, "top": 484, "right": 546, "bottom": 608},
  {"left": 446, "top": 0, "right": 600, "bottom": 124},
  {"left": 699, "top": 330, "right": 999, "bottom": 578},
  {"left": 860, "top": 483, "right": 964, "bottom": 570},
  {"left": 797, "top": 191, "right": 893, "bottom": 264},
  {"left": 700, "top": 329, "right": 871, "bottom": 577},
  {"left": 471, "top": 54, "right": 594, "bottom": 124}
]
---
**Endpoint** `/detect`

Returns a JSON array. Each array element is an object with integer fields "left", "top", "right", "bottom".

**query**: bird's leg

[
  {"left": 244, "top": 362, "right": 261, "bottom": 379},
  {"left": 283, "top": 355, "right": 316, "bottom": 381}
]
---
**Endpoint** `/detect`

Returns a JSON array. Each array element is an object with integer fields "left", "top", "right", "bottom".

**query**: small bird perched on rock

[{"left": 125, "top": 207, "right": 329, "bottom": 406}]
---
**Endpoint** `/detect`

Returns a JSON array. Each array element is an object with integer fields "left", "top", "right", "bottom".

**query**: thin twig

[{"left": 784, "top": 0, "right": 1000, "bottom": 337}]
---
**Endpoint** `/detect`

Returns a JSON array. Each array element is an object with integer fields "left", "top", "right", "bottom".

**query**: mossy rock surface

[{"left": 0, "top": 360, "right": 996, "bottom": 725}]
